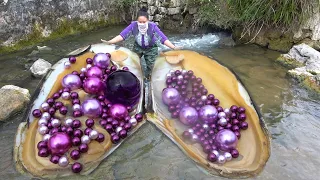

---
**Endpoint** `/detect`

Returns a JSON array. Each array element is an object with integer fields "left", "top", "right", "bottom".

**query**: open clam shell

[
  {"left": 14, "top": 44, "right": 146, "bottom": 179},
  {"left": 148, "top": 50, "right": 271, "bottom": 178}
]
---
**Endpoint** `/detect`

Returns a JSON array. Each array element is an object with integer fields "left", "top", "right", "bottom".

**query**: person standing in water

[{"left": 104, "top": 7, "right": 179, "bottom": 81}]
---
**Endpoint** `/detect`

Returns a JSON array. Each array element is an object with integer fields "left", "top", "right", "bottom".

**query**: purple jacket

[{"left": 120, "top": 21, "right": 168, "bottom": 49}]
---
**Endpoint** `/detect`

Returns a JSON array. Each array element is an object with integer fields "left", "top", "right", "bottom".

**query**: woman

[{"left": 103, "top": 7, "right": 179, "bottom": 81}]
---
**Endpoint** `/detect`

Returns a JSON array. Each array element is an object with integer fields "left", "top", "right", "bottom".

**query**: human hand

[{"left": 101, "top": 39, "right": 112, "bottom": 45}]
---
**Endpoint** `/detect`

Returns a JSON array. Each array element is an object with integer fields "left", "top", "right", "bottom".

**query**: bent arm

[
  {"left": 107, "top": 35, "right": 124, "bottom": 44},
  {"left": 106, "top": 22, "right": 134, "bottom": 44},
  {"left": 154, "top": 25, "right": 176, "bottom": 49}
]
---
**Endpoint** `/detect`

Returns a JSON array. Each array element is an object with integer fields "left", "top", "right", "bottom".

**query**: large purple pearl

[
  {"left": 109, "top": 104, "right": 128, "bottom": 120},
  {"left": 62, "top": 74, "right": 82, "bottom": 90},
  {"left": 198, "top": 105, "right": 218, "bottom": 123},
  {"left": 81, "top": 98, "right": 102, "bottom": 118},
  {"left": 86, "top": 66, "right": 103, "bottom": 78},
  {"left": 93, "top": 53, "right": 110, "bottom": 69},
  {"left": 47, "top": 132, "right": 72, "bottom": 155},
  {"left": 83, "top": 77, "right": 104, "bottom": 95},
  {"left": 179, "top": 107, "right": 198, "bottom": 125},
  {"left": 215, "top": 129, "right": 238, "bottom": 151},
  {"left": 72, "top": 162, "right": 83, "bottom": 173},
  {"left": 162, "top": 88, "right": 181, "bottom": 106}
]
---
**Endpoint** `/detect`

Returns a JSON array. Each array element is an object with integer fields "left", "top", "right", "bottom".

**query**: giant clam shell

[
  {"left": 13, "top": 44, "right": 146, "bottom": 178},
  {"left": 148, "top": 50, "right": 271, "bottom": 178}
]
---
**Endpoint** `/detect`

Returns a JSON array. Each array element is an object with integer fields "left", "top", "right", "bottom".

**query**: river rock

[
  {"left": 37, "top": 46, "right": 52, "bottom": 51},
  {"left": 0, "top": 85, "right": 30, "bottom": 122},
  {"left": 154, "top": 14, "right": 163, "bottom": 22},
  {"left": 148, "top": 6, "right": 157, "bottom": 15},
  {"left": 30, "top": 58, "right": 52, "bottom": 77},
  {"left": 288, "top": 67, "right": 320, "bottom": 93},
  {"left": 167, "top": 7, "right": 180, "bottom": 15},
  {"left": 159, "top": 7, "right": 167, "bottom": 15}
]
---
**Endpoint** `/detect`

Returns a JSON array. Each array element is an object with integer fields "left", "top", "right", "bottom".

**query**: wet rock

[
  {"left": 218, "top": 36, "right": 235, "bottom": 47},
  {"left": 27, "top": 50, "right": 39, "bottom": 57},
  {"left": 288, "top": 67, "right": 320, "bottom": 93},
  {"left": 189, "top": 7, "right": 197, "bottom": 15},
  {"left": 159, "top": 7, "right": 167, "bottom": 15},
  {"left": 154, "top": 14, "right": 163, "bottom": 22},
  {"left": 0, "top": 85, "right": 30, "bottom": 122},
  {"left": 37, "top": 46, "right": 52, "bottom": 51},
  {"left": 148, "top": 6, "right": 157, "bottom": 15},
  {"left": 167, "top": 7, "right": 180, "bottom": 15},
  {"left": 30, "top": 58, "right": 52, "bottom": 77}
]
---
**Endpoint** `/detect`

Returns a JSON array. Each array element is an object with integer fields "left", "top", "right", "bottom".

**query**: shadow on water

[{"left": 0, "top": 26, "right": 319, "bottom": 180}]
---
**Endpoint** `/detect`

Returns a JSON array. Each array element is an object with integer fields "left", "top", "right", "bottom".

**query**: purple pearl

[
  {"left": 175, "top": 70, "right": 181, "bottom": 76},
  {"left": 193, "top": 87, "right": 199, "bottom": 93},
  {"left": 47, "top": 98, "right": 55, "bottom": 106},
  {"left": 216, "top": 106, "right": 223, "bottom": 113},
  {"left": 73, "top": 129, "right": 83, "bottom": 138},
  {"left": 204, "top": 133, "right": 210, "bottom": 139},
  {"left": 72, "top": 99, "right": 80, "bottom": 105},
  {"left": 234, "top": 131, "right": 241, "bottom": 139},
  {"left": 171, "top": 111, "right": 179, "bottom": 118},
  {"left": 85, "top": 119, "right": 94, "bottom": 128},
  {"left": 96, "top": 133, "right": 105, "bottom": 143},
  {"left": 110, "top": 132, "right": 116, "bottom": 137},
  {"left": 210, "top": 124, "right": 216, "bottom": 130},
  {"left": 48, "top": 107, "right": 56, "bottom": 116},
  {"left": 177, "top": 80, "right": 183, "bottom": 86},
  {"left": 70, "top": 150, "right": 81, "bottom": 160},
  {"left": 238, "top": 113, "right": 247, "bottom": 121},
  {"left": 37, "top": 141, "right": 47, "bottom": 149},
  {"left": 111, "top": 120, "right": 119, "bottom": 128},
  {"left": 226, "top": 123, "right": 232, "bottom": 129},
  {"left": 66, "top": 127, "right": 74, "bottom": 136},
  {"left": 52, "top": 93, "right": 60, "bottom": 99},
  {"left": 183, "top": 79, "right": 188, "bottom": 84},
  {"left": 50, "top": 128, "right": 59, "bottom": 135},
  {"left": 190, "top": 75, "right": 196, "bottom": 81},
  {"left": 182, "top": 131, "right": 191, "bottom": 140},
  {"left": 79, "top": 73, "right": 86, "bottom": 80},
  {"left": 168, "top": 105, "right": 176, "bottom": 112},
  {"left": 230, "top": 113, "right": 237, "bottom": 119},
  {"left": 47, "top": 122, "right": 53, "bottom": 129},
  {"left": 208, "top": 139, "right": 214, "bottom": 145},
  {"left": 84, "top": 128, "right": 92, "bottom": 135},
  {"left": 232, "top": 125, "right": 240, "bottom": 132},
  {"left": 73, "top": 111, "right": 82, "bottom": 118},
  {"left": 231, "top": 149, "right": 239, "bottom": 158},
  {"left": 86, "top": 58, "right": 93, "bottom": 64},
  {"left": 202, "top": 89, "right": 208, "bottom": 95},
  {"left": 181, "top": 91, "right": 187, "bottom": 97},
  {"left": 167, "top": 85, "right": 173, "bottom": 88},
  {"left": 124, "top": 123, "right": 132, "bottom": 131},
  {"left": 107, "top": 103, "right": 113, "bottom": 108},
  {"left": 105, "top": 124, "right": 113, "bottom": 133},
  {"left": 232, "top": 119, "right": 240, "bottom": 125},
  {"left": 38, "top": 148, "right": 49, "bottom": 157},
  {"left": 50, "top": 155, "right": 60, "bottom": 164},
  {"left": 187, "top": 70, "right": 194, "bottom": 76},
  {"left": 213, "top": 99, "right": 220, "bottom": 106},
  {"left": 72, "top": 120, "right": 81, "bottom": 128},
  {"left": 111, "top": 66, "right": 117, "bottom": 71},
  {"left": 218, "top": 126, "right": 224, "bottom": 131},
  {"left": 197, "top": 101, "right": 204, "bottom": 107},
  {"left": 119, "top": 130, "right": 128, "bottom": 138},
  {"left": 203, "top": 145, "right": 212, "bottom": 154},
  {"left": 205, "top": 100, "right": 212, "bottom": 105},
  {"left": 135, "top": 113, "right": 143, "bottom": 122},
  {"left": 99, "top": 120, "right": 107, "bottom": 127},
  {"left": 63, "top": 87, "right": 71, "bottom": 92},
  {"left": 208, "top": 130, "right": 215, "bottom": 136},
  {"left": 172, "top": 76, "right": 177, "bottom": 82},
  {"left": 238, "top": 107, "right": 246, "bottom": 113},
  {"left": 195, "top": 131, "right": 202, "bottom": 137},
  {"left": 201, "top": 140, "right": 209, "bottom": 147},
  {"left": 100, "top": 102, "right": 106, "bottom": 108},
  {"left": 79, "top": 144, "right": 88, "bottom": 153},
  {"left": 199, "top": 136, "right": 206, "bottom": 143},
  {"left": 207, "top": 153, "right": 217, "bottom": 162},
  {"left": 97, "top": 95, "right": 105, "bottom": 101},
  {"left": 123, "top": 67, "right": 129, "bottom": 71},
  {"left": 61, "top": 126, "right": 67, "bottom": 132},
  {"left": 196, "top": 78, "right": 202, "bottom": 83},
  {"left": 106, "top": 53, "right": 111, "bottom": 58},
  {"left": 58, "top": 89, "right": 63, "bottom": 95},
  {"left": 211, "top": 145, "right": 218, "bottom": 150},
  {"left": 111, "top": 135, "right": 120, "bottom": 144},
  {"left": 72, "top": 137, "right": 81, "bottom": 146},
  {"left": 199, "top": 128, "right": 206, "bottom": 134},
  {"left": 127, "top": 106, "right": 133, "bottom": 112},
  {"left": 107, "top": 117, "right": 114, "bottom": 124},
  {"left": 72, "top": 163, "right": 83, "bottom": 173},
  {"left": 70, "top": 92, "right": 79, "bottom": 99},
  {"left": 119, "top": 122, "right": 125, "bottom": 127},
  {"left": 103, "top": 108, "right": 108, "bottom": 113},
  {"left": 230, "top": 105, "right": 238, "bottom": 112},
  {"left": 59, "top": 106, "right": 68, "bottom": 115},
  {"left": 72, "top": 71, "right": 79, "bottom": 75},
  {"left": 240, "top": 122, "right": 248, "bottom": 130},
  {"left": 55, "top": 101, "right": 63, "bottom": 109},
  {"left": 69, "top": 56, "right": 76, "bottom": 63},
  {"left": 105, "top": 69, "right": 111, "bottom": 75}
]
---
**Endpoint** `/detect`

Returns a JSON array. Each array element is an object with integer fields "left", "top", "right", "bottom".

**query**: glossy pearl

[
  {"left": 41, "top": 112, "right": 51, "bottom": 120},
  {"left": 215, "top": 129, "right": 238, "bottom": 151},
  {"left": 73, "top": 104, "right": 81, "bottom": 111},
  {"left": 218, "top": 112, "right": 226, "bottom": 118},
  {"left": 38, "top": 118, "right": 48, "bottom": 126},
  {"left": 89, "top": 130, "right": 99, "bottom": 140},
  {"left": 179, "top": 106, "right": 198, "bottom": 125},
  {"left": 212, "top": 150, "right": 219, "bottom": 157},
  {"left": 73, "top": 129, "right": 83, "bottom": 138},
  {"left": 64, "top": 61, "right": 71, "bottom": 69},
  {"left": 188, "top": 129, "right": 194, "bottom": 134},
  {"left": 81, "top": 68, "right": 87, "bottom": 73},
  {"left": 72, "top": 162, "right": 83, "bottom": 173},
  {"left": 181, "top": 69, "right": 187, "bottom": 75},
  {"left": 65, "top": 118, "right": 73, "bottom": 127},
  {"left": 41, "top": 103, "right": 50, "bottom": 111},
  {"left": 43, "top": 134, "right": 51, "bottom": 141},
  {"left": 202, "top": 124, "right": 209, "bottom": 130},
  {"left": 38, "top": 125, "right": 48, "bottom": 135},
  {"left": 201, "top": 95, "right": 207, "bottom": 101},
  {"left": 61, "top": 92, "right": 70, "bottom": 100},
  {"left": 58, "top": 156, "right": 69, "bottom": 167},
  {"left": 224, "top": 152, "right": 232, "bottom": 161},
  {"left": 116, "top": 127, "right": 123, "bottom": 134},
  {"left": 166, "top": 73, "right": 172, "bottom": 78},
  {"left": 191, "top": 134, "right": 198, "bottom": 142},
  {"left": 51, "top": 119, "right": 61, "bottom": 128},
  {"left": 218, "top": 118, "right": 228, "bottom": 127},
  {"left": 129, "top": 118, "right": 137, "bottom": 126},
  {"left": 217, "top": 155, "right": 226, "bottom": 164},
  {"left": 224, "top": 108, "right": 231, "bottom": 115},
  {"left": 81, "top": 135, "right": 91, "bottom": 144},
  {"left": 177, "top": 75, "right": 184, "bottom": 81},
  {"left": 86, "top": 64, "right": 93, "bottom": 69}
]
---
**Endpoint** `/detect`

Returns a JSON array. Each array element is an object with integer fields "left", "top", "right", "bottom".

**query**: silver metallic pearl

[
  {"left": 201, "top": 95, "right": 207, "bottom": 101},
  {"left": 224, "top": 108, "right": 231, "bottom": 115},
  {"left": 86, "top": 64, "right": 92, "bottom": 69},
  {"left": 169, "top": 70, "right": 175, "bottom": 74},
  {"left": 51, "top": 119, "right": 61, "bottom": 128},
  {"left": 41, "top": 112, "right": 51, "bottom": 120},
  {"left": 181, "top": 69, "right": 187, "bottom": 75},
  {"left": 224, "top": 152, "right": 232, "bottom": 161},
  {"left": 38, "top": 125, "right": 48, "bottom": 135},
  {"left": 38, "top": 118, "right": 48, "bottom": 126},
  {"left": 58, "top": 156, "right": 69, "bottom": 167},
  {"left": 188, "top": 129, "right": 194, "bottom": 134},
  {"left": 177, "top": 75, "right": 184, "bottom": 80},
  {"left": 43, "top": 134, "right": 51, "bottom": 142},
  {"left": 81, "top": 135, "right": 91, "bottom": 144},
  {"left": 129, "top": 118, "right": 137, "bottom": 126},
  {"left": 202, "top": 124, "right": 209, "bottom": 130},
  {"left": 166, "top": 73, "right": 172, "bottom": 78},
  {"left": 191, "top": 134, "right": 198, "bottom": 142},
  {"left": 73, "top": 104, "right": 81, "bottom": 111},
  {"left": 65, "top": 118, "right": 73, "bottom": 127},
  {"left": 64, "top": 61, "right": 71, "bottom": 69},
  {"left": 212, "top": 150, "right": 220, "bottom": 157},
  {"left": 41, "top": 103, "right": 50, "bottom": 111},
  {"left": 218, "top": 118, "right": 228, "bottom": 127},
  {"left": 81, "top": 68, "right": 87, "bottom": 73},
  {"left": 218, "top": 112, "right": 226, "bottom": 118},
  {"left": 217, "top": 155, "right": 226, "bottom": 164},
  {"left": 116, "top": 127, "right": 123, "bottom": 134},
  {"left": 61, "top": 92, "right": 70, "bottom": 100},
  {"left": 89, "top": 130, "right": 99, "bottom": 140}
]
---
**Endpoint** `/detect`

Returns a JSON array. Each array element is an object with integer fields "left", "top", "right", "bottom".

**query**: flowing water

[{"left": 0, "top": 26, "right": 319, "bottom": 180}]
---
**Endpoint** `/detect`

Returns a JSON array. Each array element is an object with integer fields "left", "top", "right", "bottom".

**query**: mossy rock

[
  {"left": 268, "top": 37, "right": 293, "bottom": 52},
  {"left": 287, "top": 68, "right": 320, "bottom": 93},
  {"left": 276, "top": 54, "right": 304, "bottom": 69}
]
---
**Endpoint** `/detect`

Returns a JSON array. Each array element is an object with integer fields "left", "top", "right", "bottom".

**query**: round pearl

[
  {"left": 43, "top": 134, "right": 51, "bottom": 141},
  {"left": 116, "top": 127, "right": 123, "bottom": 134},
  {"left": 212, "top": 150, "right": 220, "bottom": 157},
  {"left": 58, "top": 156, "right": 69, "bottom": 167},
  {"left": 51, "top": 119, "right": 61, "bottom": 128},
  {"left": 166, "top": 73, "right": 172, "bottom": 78},
  {"left": 86, "top": 64, "right": 92, "bottom": 69},
  {"left": 202, "top": 124, "right": 209, "bottom": 130},
  {"left": 201, "top": 95, "right": 207, "bottom": 101},
  {"left": 224, "top": 152, "right": 232, "bottom": 161},
  {"left": 81, "top": 135, "right": 91, "bottom": 144},
  {"left": 61, "top": 92, "right": 70, "bottom": 100},
  {"left": 38, "top": 125, "right": 48, "bottom": 135},
  {"left": 169, "top": 70, "right": 175, "bottom": 74},
  {"left": 89, "top": 130, "right": 98, "bottom": 140},
  {"left": 129, "top": 118, "right": 137, "bottom": 126},
  {"left": 41, "top": 112, "right": 51, "bottom": 121},
  {"left": 182, "top": 70, "right": 187, "bottom": 75},
  {"left": 41, "top": 103, "right": 50, "bottom": 111},
  {"left": 38, "top": 118, "right": 48, "bottom": 126},
  {"left": 81, "top": 68, "right": 87, "bottom": 73},
  {"left": 73, "top": 104, "right": 81, "bottom": 111},
  {"left": 217, "top": 155, "right": 226, "bottom": 164},
  {"left": 177, "top": 75, "right": 184, "bottom": 80},
  {"left": 65, "top": 118, "right": 73, "bottom": 127},
  {"left": 64, "top": 61, "right": 71, "bottom": 69},
  {"left": 224, "top": 108, "right": 231, "bottom": 115},
  {"left": 188, "top": 129, "right": 194, "bottom": 134},
  {"left": 191, "top": 134, "right": 198, "bottom": 142},
  {"left": 218, "top": 118, "right": 228, "bottom": 127},
  {"left": 218, "top": 112, "right": 226, "bottom": 118}
]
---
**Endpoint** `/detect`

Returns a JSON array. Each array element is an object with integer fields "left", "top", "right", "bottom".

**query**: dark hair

[{"left": 138, "top": 7, "right": 149, "bottom": 19}]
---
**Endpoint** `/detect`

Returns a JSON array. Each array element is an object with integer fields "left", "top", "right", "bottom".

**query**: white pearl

[
  {"left": 212, "top": 150, "right": 220, "bottom": 157},
  {"left": 188, "top": 129, "right": 194, "bottom": 134},
  {"left": 41, "top": 112, "right": 51, "bottom": 120},
  {"left": 177, "top": 75, "right": 184, "bottom": 80},
  {"left": 61, "top": 92, "right": 70, "bottom": 100},
  {"left": 38, "top": 125, "right": 48, "bottom": 135},
  {"left": 73, "top": 104, "right": 81, "bottom": 111},
  {"left": 218, "top": 118, "right": 228, "bottom": 127},
  {"left": 129, "top": 118, "right": 137, "bottom": 126},
  {"left": 166, "top": 73, "right": 172, "bottom": 78},
  {"left": 43, "top": 134, "right": 51, "bottom": 142},
  {"left": 202, "top": 124, "right": 209, "bottom": 130},
  {"left": 65, "top": 118, "right": 73, "bottom": 127},
  {"left": 169, "top": 70, "right": 175, "bottom": 74},
  {"left": 81, "top": 135, "right": 91, "bottom": 144},
  {"left": 191, "top": 134, "right": 198, "bottom": 142},
  {"left": 38, "top": 118, "right": 48, "bottom": 126},
  {"left": 217, "top": 155, "right": 226, "bottom": 164},
  {"left": 224, "top": 108, "right": 231, "bottom": 115},
  {"left": 181, "top": 69, "right": 187, "bottom": 75},
  {"left": 116, "top": 127, "right": 123, "bottom": 134},
  {"left": 201, "top": 95, "right": 207, "bottom": 101},
  {"left": 86, "top": 64, "right": 92, "bottom": 69},
  {"left": 224, "top": 152, "right": 232, "bottom": 161},
  {"left": 81, "top": 68, "right": 87, "bottom": 73},
  {"left": 218, "top": 112, "right": 226, "bottom": 118},
  {"left": 51, "top": 119, "right": 61, "bottom": 128},
  {"left": 58, "top": 156, "right": 69, "bottom": 167},
  {"left": 89, "top": 130, "right": 99, "bottom": 140},
  {"left": 64, "top": 61, "right": 71, "bottom": 69},
  {"left": 41, "top": 103, "right": 50, "bottom": 111}
]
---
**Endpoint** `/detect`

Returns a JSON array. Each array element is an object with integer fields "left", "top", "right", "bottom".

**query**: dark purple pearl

[
  {"left": 196, "top": 78, "right": 202, "bottom": 83},
  {"left": 226, "top": 123, "right": 232, "bottom": 129},
  {"left": 202, "top": 89, "right": 208, "bottom": 95},
  {"left": 201, "top": 140, "right": 209, "bottom": 147},
  {"left": 50, "top": 155, "right": 60, "bottom": 164},
  {"left": 105, "top": 124, "right": 114, "bottom": 133},
  {"left": 199, "top": 136, "right": 206, "bottom": 143},
  {"left": 183, "top": 79, "right": 188, "bottom": 84},
  {"left": 123, "top": 123, "right": 132, "bottom": 131},
  {"left": 192, "top": 127, "right": 197, "bottom": 131},
  {"left": 238, "top": 113, "right": 247, "bottom": 121},
  {"left": 99, "top": 120, "right": 107, "bottom": 127},
  {"left": 232, "top": 119, "right": 240, "bottom": 125},
  {"left": 111, "top": 66, "right": 117, "bottom": 71},
  {"left": 213, "top": 99, "right": 220, "bottom": 106},
  {"left": 168, "top": 105, "right": 176, "bottom": 112},
  {"left": 230, "top": 105, "right": 238, "bottom": 112},
  {"left": 181, "top": 91, "right": 187, "bottom": 97},
  {"left": 111, "top": 120, "right": 119, "bottom": 128},
  {"left": 103, "top": 108, "right": 108, "bottom": 113},
  {"left": 85, "top": 119, "right": 94, "bottom": 128},
  {"left": 204, "top": 133, "right": 210, "bottom": 139},
  {"left": 193, "top": 87, "right": 199, "bottom": 92},
  {"left": 180, "top": 85, "right": 187, "bottom": 91},
  {"left": 195, "top": 131, "right": 202, "bottom": 137},
  {"left": 208, "top": 130, "right": 215, "bottom": 136},
  {"left": 197, "top": 101, "right": 204, "bottom": 107},
  {"left": 234, "top": 131, "right": 241, "bottom": 139},
  {"left": 207, "top": 153, "right": 217, "bottom": 162},
  {"left": 50, "top": 128, "right": 59, "bottom": 135},
  {"left": 37, "top": 141, "right": 47, "bottom": 149},
  {"left": 216, "top": 106, "right": 223, "bottom": 113},
  {"left": 232, "top": 125, "right": 240, "bottom": 132},
  {"left": 167, "top": 85, "right": 173, "bottom": 88},
  {"left": 86, "top": 58, "right": 93, "bottom": 64},
  {"left": 231, "top": 149, "right": 239, "bottom": 158},
  {"left": 196, "top": 106, "right": 201, "bottom": 111},
  {"left": 208, "top": 139, "right": 214, "bottom": 145},
  {"left": 70, "top": 150, "right": 81, "bottom": 160},
  {"left": 175, "top": 85, "right": 180, "bottom": 90},
  {"left": 205, "top": 100, "right": 212, "bottom": 105},
  {"left": 63, "top": 87, "right": 71, "bottom": 92},
  {"left": 107, "top": 103, "right": 113, "bottom": 108},
  {"left": 199, "top": 128, "right": 206, "bottom": 134},
  {"left": 70, "top": 92, "right": 79, "bottom": 99},
  {"left": 172, "top": 76, "right": 177, "bottom": 82},
  {"left": 79, "top": 144, "right": 88, "bottom": 153},
  {"left": 72, "top": 137, "right": 81, "bottom": 146},
  {"left": 72, "top": 99, "right": 80, "bottom": 105},
  {"left": 48, "top": 108, "right": 56, "bottom": 115},
  {"left": 79, "top": 73, "right": 86, "bottom": 80},
  {"left": 210, "top": 124, "right": 216, "bottom": 130},
  {"left": 69, "top": 56, "right": 76, "bottom": 63},
  {"left": 97, "top": 95, "right": 105, "bottom": 101},
  {"left": 100, "top": 102, "right": 106, "bottom": 108},
  {"left": 171, "top": 112, "right": 179, "bottom": 118},
  {"left": 47, "top": 98, "right": 55, "bottom": 106},
  {"left": 106, "top": 53, "right": 111, "bottom": 58},
  {"left": 47, "top": 123, "right": 53, "bottom": 129},
  {"left": 107, "top": 117, "right": 113, "bottom": 124},
  {"left": 190, "top": 75, "right": 196, "bottom": 81},
  {"left": 196, "top": 92, "right": 202, "bottom": 98},
  {"left": 73, "top": 129, "right": 83, "bottom": 138},
  {"left": 195, "top": 123, "right": 202, "bottom": 129},
  {"left": 84, "top": 128, "right": 92, "bottom": 135},
  {"left": 72, "top": 162, "right": 83, "bottom": 173},
  {"left": 175, "top": 70, "right": 181, "bottom": 76},
  {"left": 110, "top": 132, "right": 116, "bottom": 137},
  {"left": 119, "top": 130, "right": 128, "bottom": 139},
  {"left": 240, "top": 122, "right": 248, "bottom": 130},
  {"left": 211, "top": 145, "right": 218, "bottom": 150},
  {"left": 230, "top": 113, "right": 237, "bottom": 119},
  {"left": 38, "top": 148, "right": 49, "bottom": 157},
  {"left": 218, "top": 126, "right": 224, "bottom": 131},
  {"left": 73, "top": 111, "right": 82, "bottom": 118},
  {"left": 119, "top": 122, "right": 125, "bottom": 127},
  {"left": 190, "top": 102, "right": 197, "bottom": 107},
  {"left": 123, "top": 67, "right": 129, "bottom": 71},
  {"left": 177, "top": 80, "right": 183, "bottom": 86},
  {"left": 105, "top": 69, "right": 111, "bottom": 75},
  {"left": 135, "top": 113, "right": 143, "bottom": 122},
  {"left": 182, "top": 131, "right": 191, "bottom": 140},
  {"left": 52, "top": 93, "right": 60, "bottom": 99},
  {"left": 58, "top": 89, "right": 63, "bottom": 95},
  {"left": 72, "top": 120, "right": 81, "bottom": 128},
  {"left": 66, "top": 127, "right": 74, "bottom": 136},
  {"left": 59, "top": 106, "right": 68, "bottom": 115},
  {"left": 203, "top": 145, "right": 212, "bottom": 154},
  {"left": 111, "top": 135, "right": 120, "bottom": 144},
  {"left": 96, "top": 133, "right": 105, "bottom": 143},
  {"left": 61, "top": 126, "right": 67, "bottom": 132},
  {"left": 238, "top": 107, "right": 246, "bottom": 113},
  {"left": 72, "top": 71, "right": 79, "bottom": 75}
]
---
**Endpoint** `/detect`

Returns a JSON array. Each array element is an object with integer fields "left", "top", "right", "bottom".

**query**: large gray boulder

[{"left": 30, "top": 58, "right": 52, "bottom": 77}]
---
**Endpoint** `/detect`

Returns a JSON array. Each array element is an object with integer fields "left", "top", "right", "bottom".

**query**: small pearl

[
  {"left": 217, "top": 155, "right": 226, "bottom": 164},
  {"left": 81, "top": 68, "right": 87, "bottom": 73},
  {"left": 41, "top": 112, "right": 51, "bottom": 120},
  {"left": 218, "top": 118, "right": 228, "bottom": 127},
  {"left": 224, "top": 108, "right": 231, "bottom": 115},
  {"left": 116, "top": 127, "right": 123, "bottom": 134},
  {"left": 169, "top": 70, "right": 175, "bottom": 74},
  {"left": 177, "top": 75, "right": 184, "bottom": 80},
  {"left": 43, "top": 134, "right": 51, "bottom": 141},
  {"left": 129, "top": 118, "right": 137, "bottom": 126},
  {"left": 64, "top": 61, "right": 71, "bottom": 69},
  {"left": 89, "top": 130, "right": 98, "bottom": 140},
  {"left": 202, "top": 124, "right": 209, "bottom": 130},
  {"left": 61, "top": 92, "right": 70, "bottom": 100},
  {"left": 73, "top": 104, "right": 81, "bottom": 111},
  {"left": 51, "top": 119, "right": 61, "bottom": 128},
  {"left": 166, "top": 73, "right": 172, "bottom": 78},
  {"left": 182, "top": 69, "right": 187, "bottom": 75},
  {"left": 65, "top": 118, "right": 73, "bottom": 127},
  {"left": 58, "top": 156, "right": 69, "bottom": 167},
  {"left": 188, "top": 129, "right": 194, "bottom": 134},
  {"left": 224, "top": 152, "right": 232, "bottom": 161},
  {"left": 41, "top": 103, "right": 50, "bottom": 111},
  {"left": 218, "top": 112, "right": 226, "bottom": 118},
  {"left": 86, "top": 64, "right": 92, "bottom": 69},
  {"left": 81, "top": 135, "right": 91, "bottom": 144},
  {"left": 38, "top": 125, "right": 48, "bottom": 135},
  {"left": 38, "top": 118, "right": 48, "bottom": 126},
  {"left": 212, "top": 150, "right": 219, "bottom": 157},
  {"left": 201, "top": 95, "right": 207, "bottom": 101},
  {"left": 191, "top": 134, "right": 198, "bottom": 142}
]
